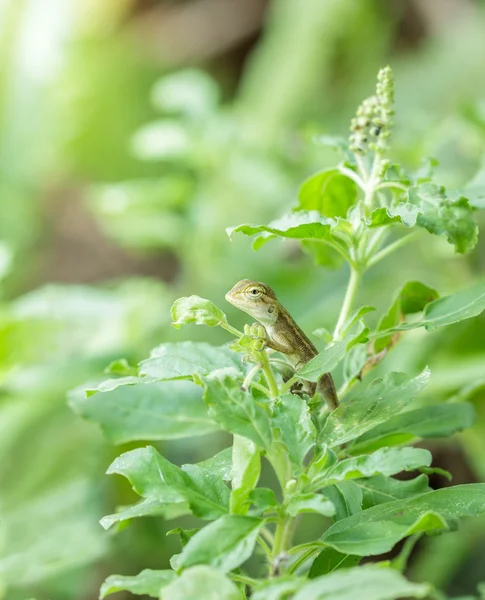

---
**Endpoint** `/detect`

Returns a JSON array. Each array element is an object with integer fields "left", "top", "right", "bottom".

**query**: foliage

[{"left": 71, "top": 68, "right": 485, "bottom": 599}]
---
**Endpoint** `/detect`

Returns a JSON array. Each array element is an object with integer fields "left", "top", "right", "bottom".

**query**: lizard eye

[{"left": 248, "top": 287, "right": 261, "bottom": 297}]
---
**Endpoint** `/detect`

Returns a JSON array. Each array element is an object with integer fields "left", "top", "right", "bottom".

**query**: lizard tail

[{"left": 317, "top": 372, "right": 339, "bottom": 411}]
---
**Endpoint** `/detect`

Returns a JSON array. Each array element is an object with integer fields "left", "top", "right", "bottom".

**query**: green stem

[
  {"left": 366, "top": 231, "right": 419, "bottom": 268},
  {"left": 258, "top": 351, "right": 280, "bottom": 399},
  {"left": 242, "top": 363, "right": 262, "bottom": 392},
  {"left": 288, "top": 546, "right": 321, "bottom": 574},
  {"left": 230, "top": 574, "right": 259, "bottom": 587},
  {"left": 257, "top": 535, "right": 272, "bottom": 559},
  {"left": 271, "top": 518, "right": 293, "bottom": 574},
  {"left": 221, "top": 322, "right": 244, "bottom": 338},
  {"left": 333, "top": 267, "right": 361, "bottom": 340}
]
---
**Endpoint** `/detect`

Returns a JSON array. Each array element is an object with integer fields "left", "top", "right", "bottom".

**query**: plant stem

[
  {"left": 221, "top": 322, "right": 244, "bottom": 337},
  {"left": 258, "top": 350, "right": 280, "bottom": 399},
  {"left": 333, "top": 266, "right": 361, "bottom": 340},
  {"left": 288, "top": 546, "right": 321, "bottom": 574},
  {"left": 270, "top": 518, "right": 293, "bottom": 574},
  {"left": 366, "top": 231, "right": 418, "bottom": 268},
  {"left": 257, "top": 535, "right": 272, "bottom": 559},
  {"left": 230, "top": 574, "right": 259, "bottom": 587}
]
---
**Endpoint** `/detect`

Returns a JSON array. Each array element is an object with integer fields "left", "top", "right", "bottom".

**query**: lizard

[{"left": 225, "top": 279, "right": 339, "bottom": 411}]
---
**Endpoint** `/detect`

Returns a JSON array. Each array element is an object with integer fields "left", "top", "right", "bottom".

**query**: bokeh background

[{"left": 1, "top": 1, "right": 485, "bottom": 598}]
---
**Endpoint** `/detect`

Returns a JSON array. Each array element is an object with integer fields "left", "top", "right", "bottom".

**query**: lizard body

[{"left": 225, "top": 279, "right": 338, "bottom": 411}]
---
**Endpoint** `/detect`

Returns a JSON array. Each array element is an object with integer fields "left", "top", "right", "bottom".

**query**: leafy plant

[{"left": 72, "top": 68, "right": 485, "bottom": 600}]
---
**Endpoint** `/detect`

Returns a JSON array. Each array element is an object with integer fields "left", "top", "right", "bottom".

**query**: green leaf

[
  {"left": 309, "top": 548, "right": 360, "bottom": 578},
  {"left": 368, "top": 204, "right": 419, "bottom": 228},
  {"left": 297, "top": 340, "right": 348, "bottom": 382},
  {"left": 421, "top": 280, "right": 485, "bottom": 330},
  {"left": 359, "top": 474, "right": 432, "bottom": 508},
  {"left": 230, "top": 435, "right": 261, "bottom": 514},
  {"left": 104, "top": 446, "right": 229, "bottom": 522},
  {"left": 197, "top": 448, "right": 233, "bottom": 481},
  {"left": 167, "top": 528, "right": 200, "bottom": 548},
  {"left": 322, "top": 483, "right": 485, "bottom": 555},
  {"left": 374, "top": 281, "right": 439, "bottom": 353},
  {"left": 249, "top": 488, "right": 279, "bottom": 513},
  {"left": 342, "top": 305, "right": 376, "bottom": 335},
  {"left": 316, "top": 448, "right": 431, "bottom": 487},
  {"left": 171, "top": 515, "right": 263, "bottom": 572},
  {"left": 351, "top": 403, "right": 476, "bottom": 453},
  {"left": 272, "top": 394, "right": 315, "bottom": 473},
  {"left": 227, "top": 211, "right": 334, "bottom": 248},
  {"left": 69, "top": 380, "right": 218, "bottom": 444},
  {"left": 297, "top": 169, "right": 358, "bottom": 218},
  {"left": 139, "top": 342, "right": 241, "bottom": 380},
  {"left": 101, "top": 498, "right": 189, "bottom": 530},
  {"left": 287, "top": 493, "right": 335, "bottom": 517},
  {"left": 324, "top": 482, "right": 362, "bottom": 521},
  {"left": 286, "top": 494, "right": 335, "bottom": 517},
  {"left": 294, "top": 565, "right": 430, "bottom": 600},
  {"left": 171, "top": 296, "right": 230, "bottom": 329},
  {"left": 320, "top": 370, "right": 430, "bottom": 446},
  {"left": 197, "top": 368, "right": 272, "bottom": 450},
  {"left": 408, "top": 183, "right": 478, "bottom": 254},
  {"left": 100, "top": 569, "right": 176, "bottom": 599},
  {"left": 298, "top": 325, "right": 369, "bottom": 383},
  {"left": 159, "top": 566, "right": 240, "bottom": 600},
  {"left": 375, "top": 280, "right": 485, "bottom": 336}
]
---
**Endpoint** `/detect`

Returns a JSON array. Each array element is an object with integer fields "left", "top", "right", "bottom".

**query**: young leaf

[
  {"left": 105, "top": 446, "right": 230, "bottom": 521},
  {"left": 197, "top": 368, "right": 273, "bottom": 450},
  {"left": 351, "top": 403, "right": 475, "bottom": 453},
  {"left": 323, "top": 482, "right": 363, "bottom": 521},
  {"left": 408, "top": 184, "right": 478, "bottom": 254},
  {"left": 171, "top": 296, "right": 230, "bottom": 329},
  {"left": 272, "top": 394, "right": 315, "bottom": 474},
  {"left": 167, "top": 528, "right": 200, "bottom": 548},
  {"left": 320, "top": 369, "right": 430, "bottom": 446},
  {"left": 294, "top": 565, "right": 430, "bottom": 600},
  {"left": 69, "top": 381, "right": 218, "bottom": 444},
  {"left": 322, "top": 483, "right": 485, "bottom": 555},
  {"left": 368, "top": 204, "right": 419, "bottom": 228},
  {"left": 315, "top": 447, "right": 431, "bottom": 488},
  {"left": 100, "top": 569, "right": 176, "bottom": 599},
  {"left": 297, "top": 169, "right": 358, "bottom": 218},
  {"left": 230, "top": 435, "right": 261, "bottom": 514},
  {"left": 139, "top": 342, "right": 241, "bottom": 380},
  {"left": 374, "top": 281, "right": 439, "bottom": 353},
  {"left": 359, "top": 474, "right": 432, "bottom": 509},
  {"left": 250, "top": 487, "right": 279, "bottom": 512},
  {"left": 287, "top": 493, "right": 335, "bottom": 517},
  {"left": 308, "top": 548, "right": 360, "bottom": 578},
  {"left": 159, "top": 566, "right": 240, "bottom": 600},
  {"left": 171, "top": 515, "right": 263, "bottom": 572}
]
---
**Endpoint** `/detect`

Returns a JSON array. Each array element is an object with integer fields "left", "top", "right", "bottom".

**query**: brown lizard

[{"left": 225, "top": 279, "right": 338, "bottom": 411}]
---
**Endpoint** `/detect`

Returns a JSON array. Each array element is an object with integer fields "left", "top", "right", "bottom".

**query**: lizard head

[{"left": 225, "top": 279, "right": 279, "bottom": 325}]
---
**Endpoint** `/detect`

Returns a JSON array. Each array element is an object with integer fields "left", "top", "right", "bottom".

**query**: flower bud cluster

[{"left": 349, "top": 66, "right": 394, "bottom": 155}]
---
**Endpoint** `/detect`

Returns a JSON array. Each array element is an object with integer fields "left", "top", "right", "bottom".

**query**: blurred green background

[{"left": 1, "top": 1, "right": 485, "bottom": 598}]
